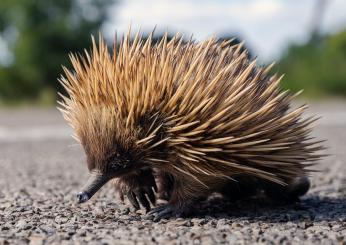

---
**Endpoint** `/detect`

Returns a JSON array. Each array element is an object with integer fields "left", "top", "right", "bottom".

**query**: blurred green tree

[
  {"left": 276, "top": 30, "right": 346, "bottom": 97},
  {"left": 0, "top": 0, "right": 114, "bottom": 104}
]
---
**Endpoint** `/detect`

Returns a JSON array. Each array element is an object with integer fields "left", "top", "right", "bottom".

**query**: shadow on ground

[{"left": 187, "top": 195, "right": 346, "bottom": 223}]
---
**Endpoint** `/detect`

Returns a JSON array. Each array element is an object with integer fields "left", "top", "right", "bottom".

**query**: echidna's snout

[
  {"left": 76, "top": 170, "right": 111, "bottom": 204},
  {"left": 76, "top": 192, "right": 89, "bottom": 203}
]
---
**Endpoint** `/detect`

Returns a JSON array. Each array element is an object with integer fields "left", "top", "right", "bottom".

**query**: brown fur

[{"left": 59, "top": 30, "right": 324, "bottom": 212}]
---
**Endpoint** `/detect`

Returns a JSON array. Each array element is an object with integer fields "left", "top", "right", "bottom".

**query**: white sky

[
  {"left": 105, "top": 0, "right": 346, "bottom": 62},
  {"left": 0, "top": 0, "right": 345, "bottom": 65}
]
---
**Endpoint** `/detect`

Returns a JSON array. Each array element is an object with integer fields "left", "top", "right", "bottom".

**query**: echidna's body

[{"left": 59, "top": 31, "right": 323, "bottom": 219}]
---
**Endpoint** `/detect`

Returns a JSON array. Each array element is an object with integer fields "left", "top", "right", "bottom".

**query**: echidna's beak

[{"left": 76, "top": 170, "right": 111, "bottom": 204}]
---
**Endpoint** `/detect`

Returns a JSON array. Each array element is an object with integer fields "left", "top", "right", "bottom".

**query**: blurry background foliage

[
  {"left": 277, "top": 30, "right": 346, "bottom": 98},
  {"left": 0, "top": 0, "right": 345, "bottom": 105},
  {"left": 0, "top": 0, "right": 113, "bottom": 105}
]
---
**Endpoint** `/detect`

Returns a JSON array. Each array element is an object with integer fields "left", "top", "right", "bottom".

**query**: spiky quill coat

[{"left": 59, "top": 31, "right": 323, "bottom": 216}]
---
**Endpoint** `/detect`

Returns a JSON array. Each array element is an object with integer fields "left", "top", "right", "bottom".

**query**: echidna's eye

[
  {"left": 110, "top": 161, "right": 122, "bottom": 171},
  {"left": 106, "top": 150, "right": 132, "bottom": 174}
]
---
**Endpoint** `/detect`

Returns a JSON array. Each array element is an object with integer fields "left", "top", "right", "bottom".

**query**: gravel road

[{"left": 0, "top": 100, "right": 345, "bottom": 244}]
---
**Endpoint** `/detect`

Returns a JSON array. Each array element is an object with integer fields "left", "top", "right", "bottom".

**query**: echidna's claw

[
  {"left": 148, "top": 204, "right": 174, "bottom": 221},
  {"left": 126, "top": 187, "right": 157, "bottom": 212},
  {"left": 126, "top": 191, "right": 140, "bottom": 210},
  {"left": 147, "top": 205, "right": 166, "bottom": 215},
  {"left": 147, "top": 204, "right": 184, "bottom": 221},
  {"left": 116, "top": 168, "right": 158, "bottom": 211},
  {"left": 135, "top": 190, "right": 151, "bottom": 212},
  {"left": 145, "top": 187, "right": 156, "bottom": 205}
]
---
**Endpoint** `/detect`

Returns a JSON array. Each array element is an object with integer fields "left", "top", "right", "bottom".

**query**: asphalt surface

[{"left": 0, "top": 100, "right": 345, "bottom": 244}]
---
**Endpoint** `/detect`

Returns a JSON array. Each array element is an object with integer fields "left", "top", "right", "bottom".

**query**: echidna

[{"left": 58, "top": 30, "right": 323, "bottom": 220}]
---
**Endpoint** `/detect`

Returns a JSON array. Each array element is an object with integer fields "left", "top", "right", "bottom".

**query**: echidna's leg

[
  {"left": 154, "top": 170, "right": 174, "bottom": 201},
  {"left": 219, "top": 175, "right": 260, "bottom": 201},
  {"left": 148, "top": 178, "right": 199, "bottom": 221},
  {"left": 115, "top": 168, "right": 157, "bottom": 211},
  {"left": 263, "top": 176, "right": 311, "bottom": 203}
]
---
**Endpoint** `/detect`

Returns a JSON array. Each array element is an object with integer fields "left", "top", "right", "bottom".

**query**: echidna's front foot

[
  {"left": 124, "top": 186, "right": 156, "bottom": 212},
  {"left": 116, "top": 168, "right": 157, "bottom": 212}
]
